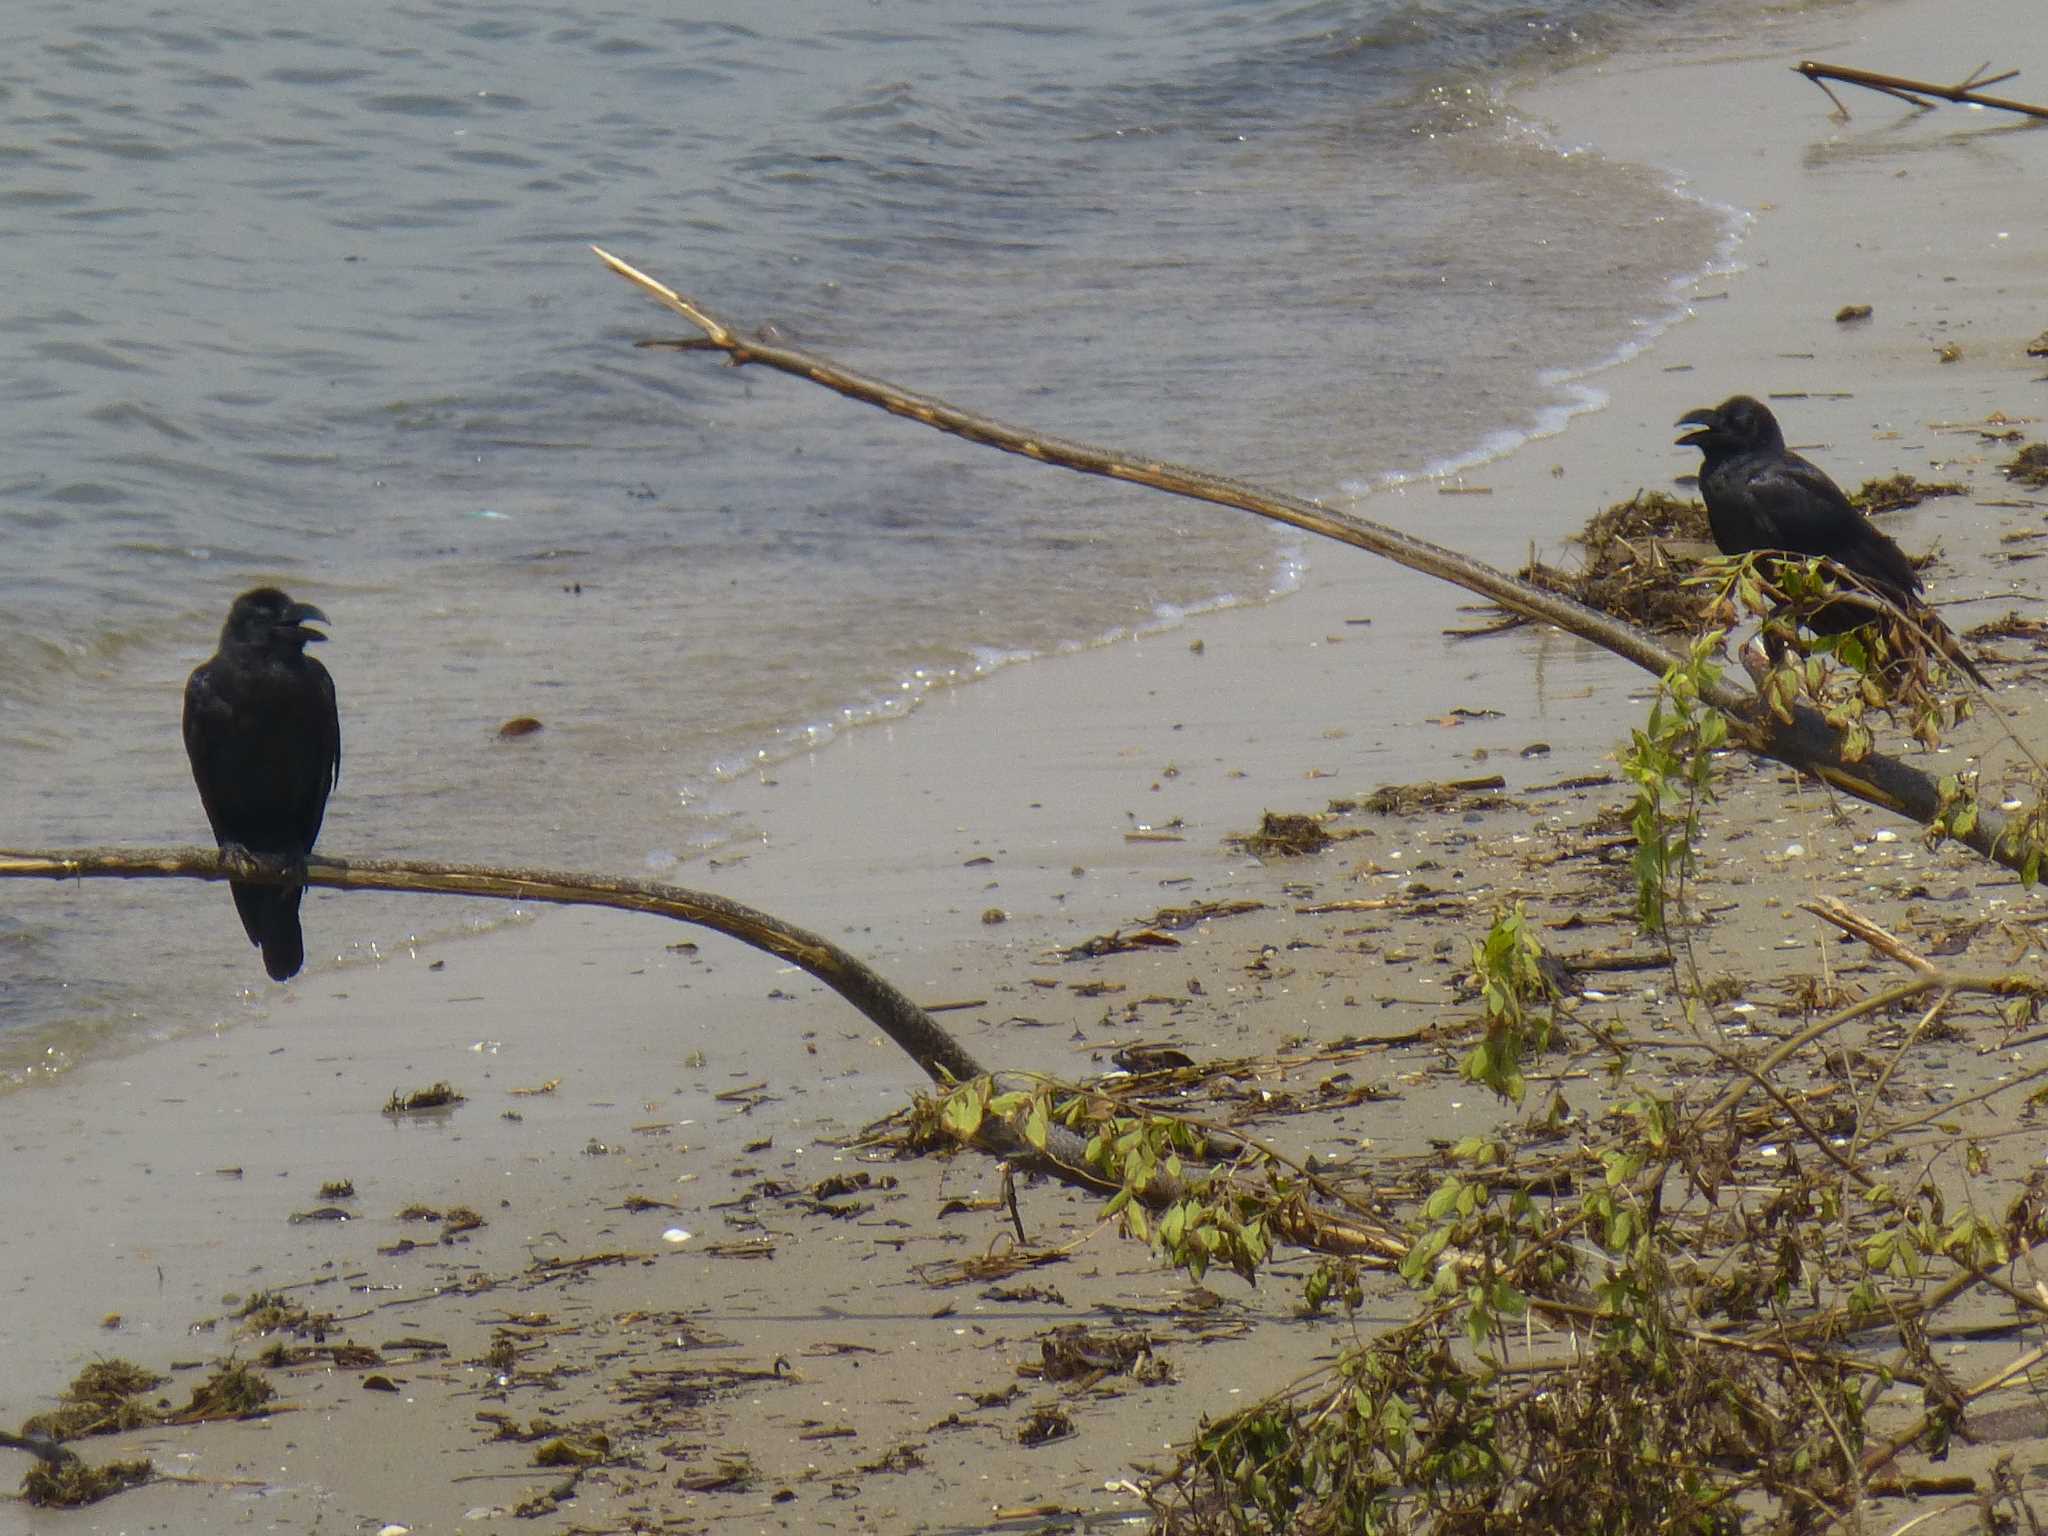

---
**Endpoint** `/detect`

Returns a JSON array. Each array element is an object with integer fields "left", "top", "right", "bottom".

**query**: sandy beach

[{"left": 7, "top": 0, "right": 2048, "bottom": 1528}]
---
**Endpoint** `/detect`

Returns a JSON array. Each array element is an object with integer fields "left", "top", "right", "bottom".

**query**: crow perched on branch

[
  {"left": 183, "top": 588, "right": 341, "bottom": 980},
  {"left": 1675, "top": 394, "right": 1986, "bottom": 685}
]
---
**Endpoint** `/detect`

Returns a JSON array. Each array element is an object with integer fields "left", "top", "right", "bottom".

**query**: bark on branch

[{"left": 592, "top": 249, "right": 2021, "bottom": 875}]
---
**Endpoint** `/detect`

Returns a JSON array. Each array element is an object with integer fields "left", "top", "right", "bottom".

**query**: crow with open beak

[
  {"left": 183, "top": 587, "right": 341, "bottom": 980},
  {"left": 1676, "top": 394, "right": 1984, "bottom": 684}
]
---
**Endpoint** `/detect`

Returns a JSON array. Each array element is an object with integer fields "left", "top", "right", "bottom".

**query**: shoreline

[
  {"left": 6, "top": 0, "right": 2047, "bottom": 1528},
  {"left": 0, "top": 0, "right": 1742, "bottom": 1097}
]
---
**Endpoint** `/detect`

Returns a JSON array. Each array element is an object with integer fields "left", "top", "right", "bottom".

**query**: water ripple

[{"left": 0, "top": 0, "right": 1729, "bottom": 1075}]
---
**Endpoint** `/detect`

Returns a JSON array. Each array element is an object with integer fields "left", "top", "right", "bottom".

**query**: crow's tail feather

[{"left": 230, "top": 881, "right": 306, "bottom": 981}]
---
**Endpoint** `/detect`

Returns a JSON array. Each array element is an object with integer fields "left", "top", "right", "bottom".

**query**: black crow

[
  {"left": 1676, "top": 395, "right": 1985, "bottom": 684},
  {"left": 183, "top": 588, "right": 341, "bottom": 980}
]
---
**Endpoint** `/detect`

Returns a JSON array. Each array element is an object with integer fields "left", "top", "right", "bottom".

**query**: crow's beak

[
  {"left": 1675, "top": 406, "right": 1719, "bottom": 448},
  {"left": 287, "top": 602, "right": 330, "bottom": 642}
]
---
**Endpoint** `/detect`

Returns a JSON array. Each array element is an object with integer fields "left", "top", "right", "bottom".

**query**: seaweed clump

[
  {"left": 1848, "top": 474, "right": 1967, "bottom": 513},
  {"left": 534, "top": 1433, "right": 610, "bottom": 1467},
  {"left": 385, "top": 1081, "right": 465, "bottom": 1113},
  {"left": 1519, "top": 491, "right": 1716, "bottom": 634},
  {"left": 1232, "top": 812, "right": 1332, "bottom": 858},
  {"left": 21, "top": 1455, "right": 153, "bottom": 1507},
  {"left": 1356, "top": 776, "right": 1507, "bottom": 815},
  {"left": 1576, "top": 488, "right": 1712, "bottom": 547},
  {"left": 1514, "top": 479, "right": 1959, "bottom": 636},
  {"left": 20, "top": 1360, "right": 165, "bottom": 1440},
  {"left": 178, "top": 1360, "right": 275, "bottom": 1421},
  {"left": 2004, "top": 442, "right": 2048, "bottom": 488},
  {"left": 12, "top": 1357, "right": 272, "bottom": 1508},
  {"left": 1968, "top": 610, "right": 2048, "bottom": 642},
  {"left": 234, "top": 1290, "right": 333, "bottom": 1340}
]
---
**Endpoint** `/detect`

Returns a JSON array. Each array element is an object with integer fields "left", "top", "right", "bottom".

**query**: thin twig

[
  {"left": 1693, "top": 971, "right": 2048, "bottom": 1134},
  {"left": 1796, "top": 60, "right": 2048, "bottom": 121},
  {"left": 1853, "top": 987, "right": 1956, "bottom": 1167},
  {"left": 1853, "top": 1342, "right": 2048, "bottom": 1484}
]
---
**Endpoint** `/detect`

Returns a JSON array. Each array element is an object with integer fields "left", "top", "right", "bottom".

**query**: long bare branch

[
  {"left": 592, "top": 248, "right": 2021, "bottom": 874},
  {"left": 0, "top": 846, "right": 984, "bottom": 1088},
  {"left": 0, "top": 844, "right": 1410, "bottom": 1260}
]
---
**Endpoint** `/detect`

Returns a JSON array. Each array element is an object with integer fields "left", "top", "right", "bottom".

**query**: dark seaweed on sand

[
  {"left": 19, "top": 1360, "right": 166, "bottom": 1441},
  {"left": 2005, "top": 442, "right": 2048, "bottom": 488},
  {"left": 1519, "top": 491, "right": 1715, "bottom": 634},
  {"left": 11, "top": 1356, "right": 275, "bottom": 1507},
  {"left": 1231, "top": 811, "right": 1332, "bottom": 858},
  {"left": 384, "top": 1081, "right": 466, "bottom": 1113},
  {"left": 1849, "top": 474, "right": 1966, "bottom": 513},
  {"left": 179, "top": 1361, "right": 274, "bottom": 1420},
  {"left": 21, "top": 1455, "right": 153, "bottom": 1507}
]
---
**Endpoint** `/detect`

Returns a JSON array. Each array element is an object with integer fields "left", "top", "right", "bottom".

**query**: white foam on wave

[
  {"left": 1343, "top": 105, "right": 1751, "bottom": 501},
  {"left": 680, "top": 535, "right": 1308, "bottom": 823}
]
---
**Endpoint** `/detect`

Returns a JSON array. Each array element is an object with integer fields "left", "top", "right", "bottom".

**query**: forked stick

[{"left": 1797, "top": 59, "right": 2048, "bottom": 121}]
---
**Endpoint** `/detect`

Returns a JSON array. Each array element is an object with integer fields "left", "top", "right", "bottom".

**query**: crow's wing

[
  {"left": 1735, "top": 452, "right": 1856, "bottom": 549},
  {"left": 1739, "top": 452, "right": 1923, "bottom": 602},
  {"left": 182, "top": 658, "right": 239, "bottom": 846},
  {"left": 295, "top": 655, "right": 341, "bottom": 849},
  {"left": 183, "top": 652, "right": 340, "bottom": 857}
]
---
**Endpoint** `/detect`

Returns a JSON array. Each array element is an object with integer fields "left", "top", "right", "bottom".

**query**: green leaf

[
  {"left": 1399, "top": 1224, "right": 1451, "bottom": 1285},
  {"left": 1423, "top": 1177, "right": 1464, "bottom": 1222},
  {"left": 1304, "top": 1265, "right": 1331, "bottom": 1313},
  {"left": 939, "top": 1088, "right": 985, "bottom": 1141},
  {"left": 1021, "top": 1097, "right": 1051, "bottom": 1151}
]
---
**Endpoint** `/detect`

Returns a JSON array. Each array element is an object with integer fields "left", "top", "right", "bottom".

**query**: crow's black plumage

[
  {"left": 1676, "top": 394, "right": 1985, "bottom": 683},
  {"left": 183, "top": 587, "right": 340, "bottom": 981}
]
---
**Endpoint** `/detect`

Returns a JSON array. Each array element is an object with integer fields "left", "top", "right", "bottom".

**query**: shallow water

[{"left": 0, "top": 0, "right": 1741, "bottom": 1077}]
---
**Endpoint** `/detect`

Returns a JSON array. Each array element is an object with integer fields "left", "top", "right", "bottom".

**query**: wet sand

[{"left": 5, "top": 0, "right": 2048, "bottom": 1528}]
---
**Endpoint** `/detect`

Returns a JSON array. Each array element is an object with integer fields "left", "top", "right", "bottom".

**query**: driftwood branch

[
  {"left": 1800, "top": 894, "right": 1937, "bottom": 974},
  {"left": 0, "top": 846, "right": 985, "bottom": 1088},
  {"left": 1796, "top": 59, "right": 2048, "bottom": 121},
  {"left": 592, "top": 249, "right": 2023, "bottom": 875},
  {"left": 0, "top": 845, "right": 1406, "bottom": 1261}
]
